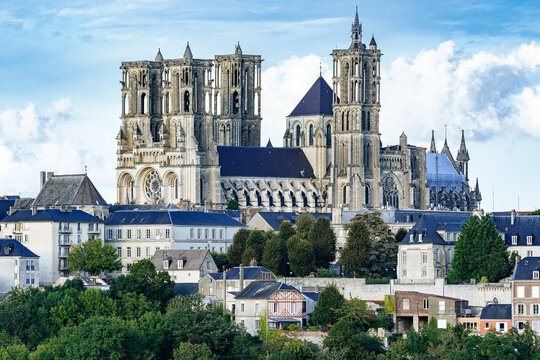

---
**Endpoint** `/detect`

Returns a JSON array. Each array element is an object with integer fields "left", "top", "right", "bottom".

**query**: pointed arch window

[
  {"left": 295, "top": 125, "right": 301, "bottom": 147},
  {"left": 342, "top": 186, "right": 347, "bottom": 204},
  {"left": 326, "top": 124, "right": 332, "bottom": 147},
  {"left": 309, "top": 124, "right": 314, "bottom": 146},
  {"left": 141, "top": 93, "right": 146, "bottom": 114},
  {"left": 184, "top": 91, "right": 190, "bottom": 112}
]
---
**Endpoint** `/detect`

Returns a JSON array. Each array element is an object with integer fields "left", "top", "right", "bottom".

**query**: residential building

[
  {"left": 199, "top": 265, "right": 276, "bottom": 298},
  {"left": 0, "top": 209, "right": 104, "bottom": 284},
  {"left": 0, "top": 239, "right": 39, "bottom": 292},
  {"left": 479, "top": 304, "right": 512, "bottom": 334},
  {"left": 495, "top": 211, "right": 540, "bottom": 259},
  {"left": 151, "top": 249, "right": 217, "bottom": 283},
  {"left": 234, "top": 281, "right": 307, "bottom": 335},
  {"left": 394, "top": 291, "right": 469, "bottom": 332},
  {"left": 511, "top": 257, "right": 540, "bottom": 333},
  {"left": 105, "top": 210, "right": 244, "bottom": 273},
  {"left": 248, "top": 211, "right": 332, "bottom": 231}
]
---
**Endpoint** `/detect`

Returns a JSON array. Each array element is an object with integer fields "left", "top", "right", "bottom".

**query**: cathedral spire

[
  {"left": 429, "top": 130, "right": 437, "bottom": 153},
  {"left": 183, "top": 42, "right": 193, "bottom": 59},
  {"left": 235, "top": 41, "right": 242, "bottom": 55},
  {"left": 350, "top": 6, "right": 362, "bottom": 47},
  {"left": 155, "top": 48, "right": 164, "bottom": 62},
  {"left": 456, "top": 130, "right": 470, "bottom": 161}
]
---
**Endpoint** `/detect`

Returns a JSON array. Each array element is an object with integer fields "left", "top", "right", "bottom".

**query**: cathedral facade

[{"left": 116, "top": 9, "right": 480, "bottom": 212}]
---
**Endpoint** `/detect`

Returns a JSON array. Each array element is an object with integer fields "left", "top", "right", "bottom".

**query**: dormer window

[
  {"left": 177, "top": 260, "right": 183, "bottom": 269},
  {"left": 533, "top": 271, "right": 539, "bottom": 280},
  {"left": 410, "top": 234, "right": 414, "bottom": 242},
  {"left": 163, "top": 260, "right": 169, "bottom": 270},
  {"left": 527, "top": 236, "right": 533, "bottom": 245},
  {"left": 418, "top": 234, "right": 423, "bottom": 242},
  {"left": 512, "top": 235, "right": 518, "bottom": 245}
]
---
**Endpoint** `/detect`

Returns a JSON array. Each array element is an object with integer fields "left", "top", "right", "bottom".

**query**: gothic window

[
  {"left": 279, "top": 192, "right": 285, "bottom": 207},
  {"left": 326, "top": 124, "right": 332, "bottom": 147},
  {"left": 365, "top": 185, "right": 370, "bottom": 206},
  {"left": 367, "top": 111, "right": 370, "bottom": 131},
  {"left": 141, "top": 93, "right": 146, "bottom": 114},
  {"left": 363, "top": 141, "right": 371, "bottom": 175},
  {"left": 361, "top": 111, "right": 365, "bottom": 131},
  {"left": 219, "top": 124, "right": 226, "bottom": 146},
  {"left": 256, "top": 191, "right": 262, "bottom": 207},
  {"left": 290, "top": 192, "right": 297, "bottom": 208},
  {"left": 184, "top": 91, "right": 190, "bottom": 112},
  {"left": 268, "top": 191, "right": 274, "bottom": 207},
  {"left": 200, "top": 178, "right": 204, "bottom": 204},
  {"left": 295, "top": 125, "right": 301, "bottom": 147},
  {"left": 382, "top": 176, "right": 399, "bottom": 209},
  {"left": 313, "top": 192, "right": 318, "bottom": 207},
  {"left": 342, "top": 186, "right": 347, "bottom": 204},
  {"left": 341, "top": 113, "right": 345, "bottom": 131},
  {"left": 302, "top": 192, "right": 308, "bottom": 208},
  {"left": 244, "top": 190, "right": 251, "bottom": 206},
  {"left": 346, "top": 113, "right": 350, "bottom": 131},
  {"left": 232, "top": 91, "right": 239, "bottom": 114},
  {"left": 144, "top": 170, "right": 161, "bottom": 203},
  {"left": 309, "top": 124, "right": 314, "bottom": 146},
  {"left": 123, "top": 94, "right": 128, "bottom": 116}
]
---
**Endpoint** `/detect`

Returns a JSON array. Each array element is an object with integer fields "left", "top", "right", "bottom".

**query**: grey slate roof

[
  {"left": 256, "top": 212, "right": 332, "bottom": 231},
  {"left": 289, "top": 76, "right": 334, "bottom": 117},
  {"left": 217, "top": 146, "right": 315, "bottom": 179},
  {"left": 492, "top": 216, "right": 540, "bottom": 246},
  {"left": 33, "top": 174, "right": 107, "bottom": 207},
  {"left": 235, "top": 281, "right": 299, "bottom": 300},
  {"left": 480, "top": 304, "right": 512, "bottom": 320},
  {"left": 12, "top": 198, "right": 34, "bottom": 210},
  {"left": 512, "top": 257, "right": 540, "bottom": 281},
  {"left": 173, "top": 283, "right": 199, "bottom": 296},
  {"left": 0, "top": 239, "right": 39, "bottom": 258},
  {"left": 426, "top": 153, "right": 466, "bottom": 191},
  {"left": 109, "top": 204, "right": 179, "bottom": 213},
  {"left": 152, "top": 249, "right": 211, "bottom": 271},
  {"left": 105, "top": 210, "right": 244, "bottom": 227},
  {"left": 1, "top": 209, "right": 103, "bottom": 223},
  {"left": 401, "top": 213, "right": 471, "bottom": 245},
  {"left": 208, "top": 266, "right": 275, "bottom": 281}
]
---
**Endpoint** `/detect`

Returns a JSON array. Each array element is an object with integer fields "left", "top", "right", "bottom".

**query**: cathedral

[{"left": 116, "top": 9, "right": 481, "bottom": 212}]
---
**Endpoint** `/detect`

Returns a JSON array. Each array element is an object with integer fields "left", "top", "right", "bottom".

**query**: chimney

[
  {"left": 46, "top": 171, "right": 54, "bottom": 182},
  {"left": 511, "top": 209, "right": 516, "bottom": 226},
  {"left": 222, "top": 266, "right": 227, "bottom": 312},
  {"left": 31, "top": 206, "right": 37, "bottom": 216},
  {"left": 40, "top": 171, "right": 47, "bottom": 189},
  {"left": 239, "top": 263, "right": 244, "bottom": 292},
  {"left": 250, "top": 258, "right": 257, "bottom": 267}
]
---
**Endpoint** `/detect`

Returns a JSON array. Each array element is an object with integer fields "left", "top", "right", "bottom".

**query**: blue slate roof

[
  {"left": 173, "top": 283, "right": 199, "bottom": 296},
  {"left": 302, "top": 292, "right": 319, "bottom": 302},
  {"left": 426, "top": 153, "right": 466, "bottom": 191},
  {"left": 1, "top": 209, "right": 103, "bottom": 223},
  {"left": 217, "top": 146, "right": 315, "bottom": 179},
  {"left": 401, "top": 213, "right": 471, "bottom": 245},
  {"left": 235, "top": 281, "right": 299, "bottom": 299},
  {"left": 512, "top": 257, "right": 540, "bottom": 281},
  {"left": 480, "top": 304, "right": 512, "bottom": 320},
  {"left": 289, "top": 76, "right": 334, "bottom": 117},
  {"left": 208, "top": 209, "right": 243, "bottom": 222},
  {"left": 208, "top": 266, "right": 275, "bottom": 281},
  {"left": 256, "top": 212, "right": 332, "bottom": 231},
  {"left": 0, "top": 199, "right": 16, "bottom": 220},
  {"left": 105, "top": 210, "right": 244, "bottom": 227},
  {"left": 492, "top": 216, "right": 540, "bottom": 246},
  {"left": 0, "top": 239, "right": 39, "bottom": 258}
]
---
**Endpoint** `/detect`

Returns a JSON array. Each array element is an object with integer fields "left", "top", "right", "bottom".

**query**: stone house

[
  {"left": 151, "top": 249, "right": 217, "bottom": 283},
  {"left": 198, "top": 265, "right": 276, "bottom": 299},
  {"left": 512, "top": 257, "right": 540, "bottom": 333},
  {"left": 0, "top": 239, "right": 39, "bottom": 292}
]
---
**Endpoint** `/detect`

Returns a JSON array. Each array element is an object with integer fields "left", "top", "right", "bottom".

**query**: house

[
  {"left": 199, "top": 265, "right": 276, "bottom": 299},
  {"left": 0, "top": 209, "right": 104, "bottom": 284},
  {"left": 494, "top": 211, "right": 540, "bottom": 259},
  {"left": 234, "top": 281, "right": 307, "bottom": 335},
  {"left": 394, "top": 291, "right": 469, "bottom": 332},
  {"left": 151, "top": 249, "right": 217, "bottom": 283},
  {"left": 248, "top": 212, "right": 332, "bottom": 231},
  {"left": 511, "top": 257, "right": 540, "bottom": 333},
  {"left": 302, "top": 291, "right": 319, "bottom": 316},
  {"left": 105, "top": 210, "right": 244, "bottom": 273},
  {"left": 0, "top": 239, "right": 39, "bottom": 292},
  {"left": 479, "top": 304, "right": 512, "bottom": 333}
]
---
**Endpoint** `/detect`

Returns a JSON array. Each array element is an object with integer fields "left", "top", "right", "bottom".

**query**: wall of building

[
  {"left": 0, "top": 257, "right": 37, "bottom": 292},
  {"left": 235, "top": 298, "right": 267, "bottom": 335}
]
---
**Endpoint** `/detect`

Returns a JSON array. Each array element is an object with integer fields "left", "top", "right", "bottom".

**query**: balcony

[{"left": 59, "top": 227, "right": 72, "bottom": 234}]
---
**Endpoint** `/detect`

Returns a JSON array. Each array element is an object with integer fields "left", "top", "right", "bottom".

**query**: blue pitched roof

[
  {"left": 208, "top": 266, "right": 275, "bottom": 281},
  {"left": 0, "top": 239, "right": 39, "bottom": 258},
  {"left": 302, "top": 292, "right": 319, "bottom": 301},
  {"left": 0, "top": 199, "right": 15, "bottom": 220},
  {"left": 217, "top": 146, "right": 315, "bottom": 179},
  {"left": 480, "top": 304, "right": 512, "bottom": 320},
  {"left": 512, "top": 257, "right": 540, "bottom": 281},
  {"left": 256, "top": 212, "right": 332, "bottom": 231},
  {"left": 105, "top": 210, "right": 244, "bottom": 227},
  {"left": 173, "top": 283, "right": 199, "bottom": 296},
  {"left": 235, "top": 281, "right": 299, "bottom": 299},
  {"left": 289, "top": 76, "right": 334, "bottom": 117},
  {"left": 401, "top": 213, "right": 471, "bottom": 245},
  {"left": 426, "top": 153, "right": 466, "bottom": 192},
  {"left": 1, "top": 209, "right": 103, "bottom": 223},
  {"left": 492, "top": 216, "right": 540, "bottom": 246}
]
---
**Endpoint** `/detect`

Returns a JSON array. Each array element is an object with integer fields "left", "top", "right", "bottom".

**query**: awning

[{"left": 268, "top": 317, "right": 302, "bottom": 323}]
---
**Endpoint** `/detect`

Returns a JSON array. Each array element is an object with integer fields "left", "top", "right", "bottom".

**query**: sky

[{"left": 0, "top": 0, "right": 539, "bottom": 211}]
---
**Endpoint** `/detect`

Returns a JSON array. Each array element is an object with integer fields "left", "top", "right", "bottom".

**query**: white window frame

[
  {"left": 527, "top": 235, "right": 533, "bottom": 245},
  {"left": 512, "top": 235, "right": 518, "bottom": 245},
  {"left": 422, "top": 252, "right": 428, "bottom": 264},
  {"left": 532, "top": 286, "right": 539, "bottom": 298},
  {"left": 517, "top": 286, "right": 525, "bottom": 298},
  {"left": 533, "top": 271, "right": 539, "bottom": 280},
  {"left": 403, "top": 299, "right": 409, "bottom": 310},
  {"left": 163, "top": 260, "right": 169, "bottom": 270},
  {"left": 517, "top": 304, "right": 525, "bottom": 315},
  {"left": 439, "top": 301, "right": 446, "bottom": 312},
  {"left": 177, "top": 260, "right": 183, "bottom": 269}
]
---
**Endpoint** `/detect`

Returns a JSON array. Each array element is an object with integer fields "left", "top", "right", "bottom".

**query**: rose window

[{"left": 144, "top": 170, "right": 161, "bottom": 202}]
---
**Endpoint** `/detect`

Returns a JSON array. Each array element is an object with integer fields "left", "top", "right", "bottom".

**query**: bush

[
  {"left": 365, "top": 277, "right": 390, "bottom": 284},
  {"left": 314, "top": 268, "right": 338, "bottom": 278},
  {"left": 287, "top": 324, "right": 299, "bottom": 331},
  {"left": 308, "top": 326, "right": 318, "bottom": 331}
]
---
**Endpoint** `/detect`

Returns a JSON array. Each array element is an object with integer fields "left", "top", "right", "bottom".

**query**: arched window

[
  {"left": 313, "top": 192, "right": 318, "bottom": 208},
  {"left": 493, "top": 297, "right": 499, "bottom": 304},
  {"left": 341, "top": 113, "right": 345, "bottom": 131},
  {"left": 295, "top": 125, "right": 301, "bottom": 147},
  {"left": 364, "top": 141, "right": 371, "bottom": 175},
  {"left": 141, "top": 93, "right": 146, "bottom": 114},
  {"left": 232, "top": 91, "right": 239, "bottom": 114},
  {"left": 268, "top": 191, "right": 274, "bottom": 207},
  {"left": 256, "top": 191, "right": 262, "bottom": 207},
  {"left": 279, "top": 192, "right": 285, "bottom": 207},
  {"left": 184, "top": 91, "right": 190, "bottom": 112},
  {"left": 342, "top": 186, "right": 347, "bottom": 204},
  {"left": 199, "top": 178, "right": 204, "bottom": 204},
  {"left": 346, "top": 113, "right": 349, "bottom": 131},
  {"left": 302, "top": 192, "right": 308, "bottom": 208},
  {"left": 367, "top": 111, "right": 370, "bottom": 131},
  {"left": 365, "top": 185, "right": 370, "bottom": 205},
  {"left": 290, "top": 192, "right": 297, "bottom": 208},
  {"left": 326, "top": 124, "right": 332, "bottom": 147},
  {"left": 123, "top": 94, "right": 128, "bottom": 116},
  {"left": 309, "top": 124, "right": 314, "bottom": 146},
  {"left": 244, "top": 190, "right": 251, "bottom": 206}
]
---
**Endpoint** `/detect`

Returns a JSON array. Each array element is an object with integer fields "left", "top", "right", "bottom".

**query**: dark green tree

[
  {"left": 129, "top": 259, "right": 175, "bottom": 309},
  {"left": 228, "top": 229, "right": 250, "bottom": 267},
  {"left": 173, "top": 342, "right": 216, "bottom": 360},
  {"left": 67, "top": 238, "right": 122, "bottom": 276},
  {"left": 245, "top": 231, "right": 266, "bottom": 264},
  {"left": 226, "top": 199, "right": 240, "bottom": 210},
  {"left": 294, "top": 214, "right": 315, "bottom": 240},
  {"left": 287, "top": 235, "right": 315, "bottom": 277},
  {"left": 308, "top": 217, "right": 336, "bottom": 269},
  {"left": 528, "top": 209, "right": 540, "bottom": 216},
  {"left": 340, "top": 220, "right": 371, "bottom": 277},
  {"left": 211, "top": 252, "right": 229, "bottom": 270},
  {"left": 278, "top": 221, "right": 296, "bottom": 242},
  {"left": 262, "top": 236, "right": 287, "bottom": 275},
  {"left": 309, "top": 283, "right": 345, "bottom": 326},
  {"left": 395, "top": 228, "right": 408, "bottom": 243},
  {"left": 242, "top": 247, "right": 259, "bottom": 266}
]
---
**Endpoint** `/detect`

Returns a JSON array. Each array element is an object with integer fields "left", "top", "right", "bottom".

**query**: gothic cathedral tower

[{"left": 331, "top": 8, "right": 382, "bottom": 209}]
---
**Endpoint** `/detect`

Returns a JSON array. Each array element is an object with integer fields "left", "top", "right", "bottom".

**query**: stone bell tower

[{"left": 330, "top": 7, "right": 382, "bottom": 209}]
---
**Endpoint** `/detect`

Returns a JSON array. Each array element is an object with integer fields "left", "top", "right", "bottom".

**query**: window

[
  {"left": 274, "top": 303, "right": 278, "bottom": 313},
  {"left": 485, "top": 322, "right": 490, "bottom": 330},
  {"left": 291, "top": 302, "right": 296, "bottom": 314},
  {"left": 402, "top": 269, "right": 407, "bottom": 277},
  {"left": 190, "top": 229, "right": 194, "bottom": 239},
  {"left": 534, "top": 272, "right": 540, "bottom": 280},
  {"left": 517, "top": 286, "right": 525, "bottom": 298},
  {"left": 77, "top": 235, "right": 81, "bottom": 244},
  {"left": 126, "top": 263, "right": 131, "bottom": 272},
  {"left": 177, "top": 260, "right": 183, "bottom": 269},
  {"left": 418, "top": 234, "right": 423, "bottom": 242},
  {"left": 117, "top": 229, "right": 122, "bottom": 240},
  {"left": 241, "top": 303, "right": 245, "bottom": 312},
  {"left": 146, "top": 247, "right": 150, "bottom": 257},
  {"left": 527, "top": 236, "right": 533, "bottom": 245},
  {"left": 137, "top": 229, "right": 141, "bottom": 239},
  {"left": 402, "top": 251, "right": 406, "bottom": 265},
  {"left": 220, "top": 229, "right": 224, "bottom": 239},
  {"left": 127, "top": 229, "right": 132, "bottom": 239},
  {"left": 163, "top": 260, "right": 169, "bottom": 270},
  {"left": 517, "top": 304, "right": 524, "bottom": 315},
  {"left": 146, "top": 229, "right": 151, "bottom": 239},
  {"left": 212, "top": 229, "right": 216, "bottom": 239},
  {"left": 117, "top": 247, "right": 122, "bottom": 257},
  {"left": 512, "top": 235, "right": 518, "bottom": 245},
  {"left": 529, "top": 250, "right": 534, "bottom": 257},
  {"left": 422, "top": 267, "right": 427, "bottom": 277},
  {"left": 136, "top": 247, "right": 141, "bottom": 258},
  {"left": 255, "top": 319, "right": 260, "bottom": 330},
  {"left": 165, "top": 229, "right": 170, "bottom": 239},
  {"left": 255, "top": 303, "right": 260, "bottom": 314},
  {"left": 532, "top": 304, "right": 539, "bottom": 315},
  {"left": 24, "top": 235, "right": 28, "bottom": 243},
  {"left": 439, "top": 301, "right": 445, "bottom": 312},
  {"left": 206, "top": 261, "right": 210, "bottom": 269},
  {"left": 108, "top": 229, "right": 113, "bottom": 240},
  {"left": 437, "top": 319, "right": 447, "bottom": 329},
  {"left": 422, "top": 252, "right": 428, "bottom": 264},
  {"left": 197, "top": 229, "right": 201, "bottom": 239},
  {"left": 517, "top": 321, "right": 526, "bottom": 330},
  {"left": 532, "top": 286, "right": 539, "bottom": 298},
  {"left": 403, "top": 299, "right": 409, "bottom": 310},
  {"left": 533, "top": 321, "right": 540, "bottom": 332},
  {"left": 423, "top": 299, "right": 429, "bottom": 310},
  {"left": 127, "top": 247, "right": 132, "bottom": 258},
  {"left": 240, "top": 320, "right": 245, "bottom": 327}
]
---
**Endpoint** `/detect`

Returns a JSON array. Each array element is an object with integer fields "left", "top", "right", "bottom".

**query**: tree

[
  {"left": 245, "top": 231, "right": 266, "bottom": 264},
  {"left": 226, "top": 199, "right": 239, "bottom": 210},
  {"left": 228, "top": 229, "right": 250, "bottom": 267},
  {"left": 528, "top": 209, "right": 540, "bottom": 216},
  {"left": 294, "top": 214, "right": 315, "bottom": 240},
  {"left": 173, "top": 342, "right": 216, "bottom": 360},
  {"left": 241, "top": 247, "right": 258, "bottom": 266},
  {"left": 211, "top": 252, "right": 229, "bottom": 271},
  {"left": 129, "top": 259, "right": 175, "bottom": 309},
  {"left": 67, "top": 238, "right": 122, "bottom": 276},
  {"left": 309, "top": 283, "right": 345, "bottom": 326},
  {"left": 278, "top": 221, "right": 296, "bottom": 242},
  {"left": 262, "top": 236, "right": 286, "bottom": 275},
  {"left": 287, "top": 235, "right": 315, "bottom": 277},
  {"left": 447, "top": 214, "right": 511, "bottom": 283},
  {"left": 308, "top": 217, "right": 336, "bottom": 269},
  {"left": 340, "top": 220, "right": 371, "bottom": 277},
  {"left": 395, "top": 228, "right": 408, "bottom": 243},
  {"left": 0, "top": 344, "right": 29, "bottom": 360}
]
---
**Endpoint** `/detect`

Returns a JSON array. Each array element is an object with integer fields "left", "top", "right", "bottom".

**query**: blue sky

[{"left": 0, "top": 0, "right": 539, "bottom": 211}]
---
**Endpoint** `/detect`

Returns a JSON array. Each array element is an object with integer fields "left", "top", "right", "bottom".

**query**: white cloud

[{"left": 512, "top": 85, "right": 540, "bottom": 137}]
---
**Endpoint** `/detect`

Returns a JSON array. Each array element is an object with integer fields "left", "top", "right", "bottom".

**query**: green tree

[
  {"left": 242, "top": 247, "right": 258, "bottom": 266},
  {"left": 278, "top": 221, "right": 296, "bottom": 242},
  {"left": 173, "top": 342, "right": 216, "bottom": 360},
  {"left": 64, "top": 316, "right": 146, "bottom": 360},
  {"left": 226, "top": 199, "right": 240, "bottom": 210},
  {"left": 28, "top": 328, "right": 71, "bottom": 360},
  {"left": 211, "top": 252, "right": 229, "bottom": 271},
  {"left": 67, "top": 238, "right": 122, "bottom": 276},
  {"left": 309, "top": 283, "right": 345, "bottom": 326},
  {"left": 0, "top": 344, "right": 30, "bottom": 360},
  {"left": 528, "top": 209, "right": 540, "bottom": 216},
  {"left": 340, "top": 220, "right": 371, "bottom": 277},
  {"left": 228, "top": 229, "right": 250, "bottom": 267},
  {"left": 129, "top": 259, "right": 175, "bottom": 309},
  {"left": 287, "top": 235, "right": 315, "bottom": 277},
  {"left": 137, "top": 311, "right": 167, "bottom": 360},
  {"left": 294, "top": 214, "right": 315, "bottom": 240},
  {"left": 395, "top": 227, "right": 408, "bottom": 243},
  {"left": 314, "top": 268, "right": 338, "bottom": 278},
  {"left": 245, "top": 231, "right": 266, "bottom": 264},
  {"left": 307, "top": 217, "right": 336, "bottom": 269},
  {"left": 262, "top": 236, "right": 287, "bottom": 275}
]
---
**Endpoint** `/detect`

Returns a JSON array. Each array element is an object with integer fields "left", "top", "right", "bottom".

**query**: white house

[
  {"left": 151, "top": 249, "right": 217, "bottom": 283},
  {"left": 0, "top": 239, "right": 40, "bottom": 292}
]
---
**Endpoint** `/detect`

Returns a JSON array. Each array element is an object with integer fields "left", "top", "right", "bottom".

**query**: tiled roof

[
  {"left": 1, "top": 209, "right": 103, "bottom": 223},
  {"left": 33, "top": 174, "right": 107, "bottom": 207},
  {"left": 512, "top": 257, "right": 540, "bottom": 281},
  {"left": 426, "top": 153, "right": 466, "bottom": 191},
  {"left": 152, "top": 249, "right": 211, "bottom": 271},
  {"left": 173, "top": 283, "right": 198, "bottom": 296},
  {"left": 492, "top": 216, "right": 540, "bottom": 246},
  {"left": 109, "top": 204, "right": 179, "bottom": 213},
  {"left": 0, "top": 199, "right": 15, "bottom": 220},
  {"left": 105, "top": 210, "right": 244, "bottom": 227},
  {"left": 480, "top": 304, "right": 511, "bottom": 320},
  {"left": 289, "top": 76, "right": 334, "bottom": 117},
  {"left": 302, "top": 292, "right": 319, "bottom": 301},
  {"left": 0, "top": 239, "right": 39, "bottom": 258},
  {"left": 208, "top": 266, "right": 275, "bottom": 281},
  {"left": 255, "top": 212, "right": 332, "bottom": 231},
  {"left": 217, "top": 146, "right": 315, "bottom": 179},
  {"left": 401, "top": 213, "right": 470, "bottom": 245},
  {"left": 235, "top": 281, "right": 299, "bottom": 300}
]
